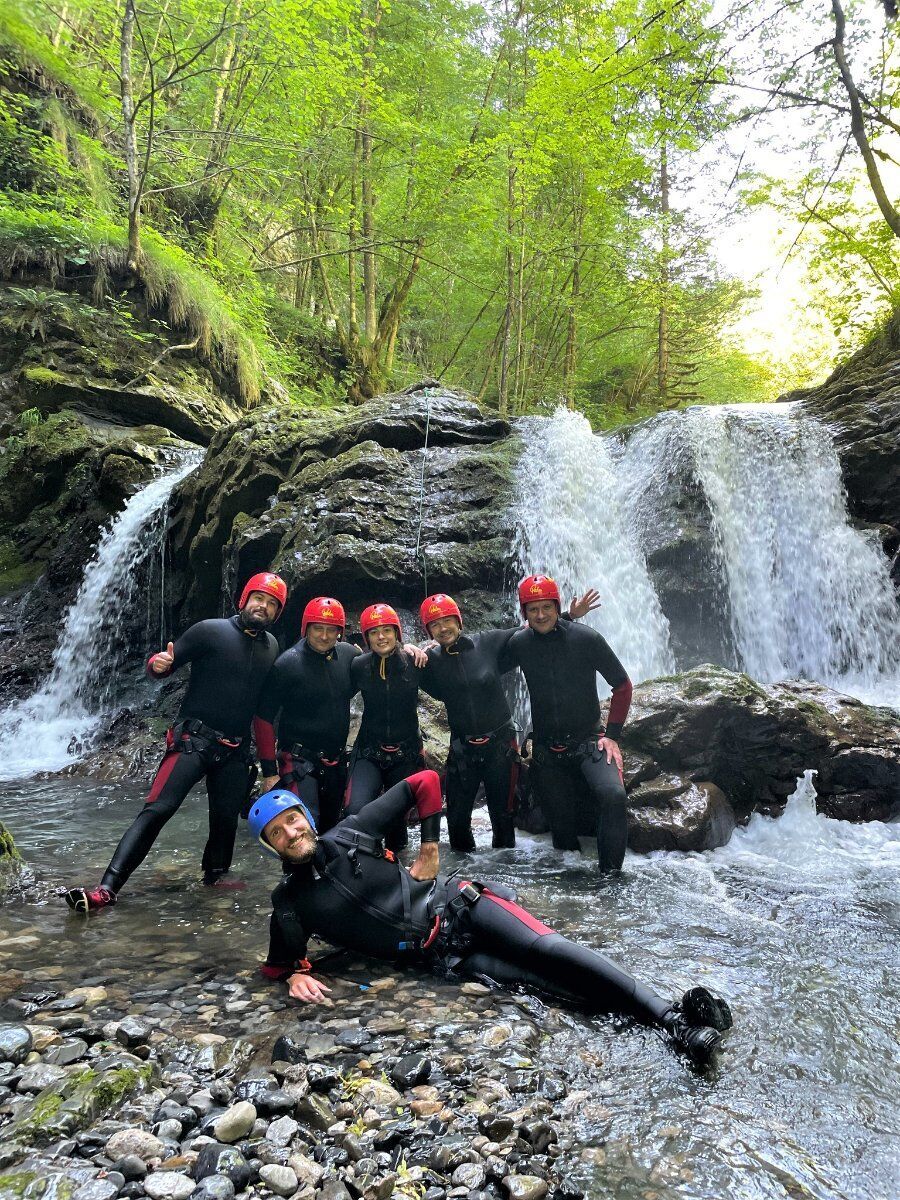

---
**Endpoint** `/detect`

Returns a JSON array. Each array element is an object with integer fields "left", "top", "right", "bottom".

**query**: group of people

[{"left": 63, "top": 569, "right": 733, "bottom": 1063}]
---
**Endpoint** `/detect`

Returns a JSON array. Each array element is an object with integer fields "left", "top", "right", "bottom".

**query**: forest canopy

[{"left": 1, "top": 0, "right": 899, "bottom": 421}]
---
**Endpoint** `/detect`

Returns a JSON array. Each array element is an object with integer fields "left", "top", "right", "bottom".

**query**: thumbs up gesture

[{"left": 151, "top": 641, "right": 175, "bottom": 674}]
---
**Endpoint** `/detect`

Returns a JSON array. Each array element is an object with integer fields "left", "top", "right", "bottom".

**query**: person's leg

[
  {"left": 444, "top": 750, "right": 478, "bottom": 852},
  {"left": 276, "top": 751, "right": 322, "bottom": 826},
  {"left": 315, "top": 760, "right": 346, "bottom": 833},
  {"left": 580, "top": 750, "right": 628, "bottom": 871},
  {"left": 65, "top": 742, "right": 207, "bottom": 910},
  {"left": 381, "top": 757, "right": 424, "bottom": 851},
  {"left": 456, "top": 886, "right": 727, "bottom": 1060},
  {"left": 343, "top": 756, "right": 384, "bottom": 816},
  {"left": 530, "top": 760, "right": 581, "bottom": 851},
  {"left": 202, "top": 752, "right": 255, "bottom": 883},
  {"left": 481, "top": 741, "right": 517, "bottom": 849}
]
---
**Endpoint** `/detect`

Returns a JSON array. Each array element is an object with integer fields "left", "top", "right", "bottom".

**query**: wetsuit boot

[
  {"left": 680, "top": 986, "right": 733, "bottom": 1031},
  {"left": 64, "top": 886, "right": 117, "bottom": 914},
  {"left": 661, "top": 1008, "right": 722, "bottom": 1063}
]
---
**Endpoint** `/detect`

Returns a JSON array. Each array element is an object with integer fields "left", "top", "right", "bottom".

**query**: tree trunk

[
  {"left": 360, "top": 1, "right": 382, "bottom": 343},
  {"left": 349, "top": 126, "right": 361, "bottom": 340},
  {"left": 656, "top": 140, "right": 670, "bottom": 406},
  {"left": 120, "top": 0, "right": 142, "bottom": 271}
]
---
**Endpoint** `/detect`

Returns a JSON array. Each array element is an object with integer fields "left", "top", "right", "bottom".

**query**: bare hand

[
  {"left": 262, "top": 775, "right": 279, "bottom": 791},
  {"left": 599, "top": 737, "right": 623, "bottom": 774},
  {"left": 569, "top": 590, "right": 602, "bottom": 619},
  {"left": 520, "top": 737, "right": 533, "bottom": 764},
  {"left": 404, "top": 643, "right": 429, "bottom": 668},
  {"left": 409, "top": 843, "right": 439, "bottom": 881},
  {"left": 288, "top": 973, "right": 332, "bottom": 1003},
  {"left": 151, "top": 641, "right": 175, "bottom": 674}
]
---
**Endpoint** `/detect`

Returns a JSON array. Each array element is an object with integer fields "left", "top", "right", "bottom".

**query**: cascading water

[
  {"left": 683, "top": 403, "right": 900, "bottom": 705},
  {"left": 513, "top": 408, "right": 674, "bottom": 683},
  {"left": 0, "top": 454, "right": 200, "bottom": 782}
]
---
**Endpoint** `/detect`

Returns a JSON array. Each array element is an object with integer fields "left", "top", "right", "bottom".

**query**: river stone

[
  {"left": 288, "top": 1153, "right": 325, "bottom": 1187},
  {"left": 107, "top": 1128, "right": 167, "bottom": 1162},
  {"left": 451, "top": 1162, "right": 486, "bottom": 1190},
  {"left": 295, "top": 1094, "right": 334, "bottom": 1130},
  {"left": 390, "top": 1054, "right": 432, "bottom": 1090},
  {"left": 72, "top": 1181, "right": 119, "bottom": 1200},
  {"left": 0, "top": 1025, "right": 32, "bottom": 1065},
  {"left": 478, "top": 1114, "right": 515, "bottom": 1141},
  {"left": 212, "top": 1102, "right": 256, "bottom": 1143},
  {"left": 503, "top": 1176, "right": 549, "bottom": 1200},
  {"left": 354, "top": 1080, "right": 402, "bottom": 1108},
  {"left": 305, "top": 1062, "right": 339, "bottom": 1092},
  {"left": 270, "top": 1035, "right": 305, "bottom": 1065},
  {"left": 192, "top": 1143, "right": 251, "bottom": 1188},
  {"left": 17, "top": 1062, "right": 69, "bottom": 1093},
  {"left": 142, "top": 1171, "right": 195, "bottom": 1200},
  {"left": 116, "top": 1017, "right": 151, "bottom": 1048},
  {"left": 190, "top": 1178, "right": 234, "bottom": 1200},
  {"left": 45, "top": 1038, "right": 89, "bottom": 1066},
  {"left": 67, "top": 987, "right": 107, "bottom": 1008},
  {"left": 519, "top": 1122, "right": 557, "bottom": 1153},
  {"left": 258, "top": 1164, "right": 298, "bottom": 1196},
  {"left": 266, "top": 1115, "right": 298, "bottom": 1146},
  {"left": 112, "top": 1155, "right": 148, "bottom": 1180}
]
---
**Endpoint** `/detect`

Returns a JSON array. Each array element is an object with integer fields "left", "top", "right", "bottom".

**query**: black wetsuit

[
  {"left": 344, "top": 650, "right": 426, "bottom": 850},
  {"left": 101, "top": 616, "right": 279, "bottom": 892},
  {"left": 504, "top": 620, "right": 633, "bottom": 870},
  {"left": 420, "top": 630, "right": 520, "bottom": 851},
  {"left": 254, "top": 640, "right": 360, "bottom": 832},
  {"left": 263, "top": 773, "right": 670, "bottom": 1029}
]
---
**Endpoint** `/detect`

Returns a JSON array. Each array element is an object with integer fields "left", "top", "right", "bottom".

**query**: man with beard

[
  {"left": 248, "top": 780, "right": 733, "bottom": 1065},
  {"left": 64, "top": 572, "right": 287, "bottom": 912}
]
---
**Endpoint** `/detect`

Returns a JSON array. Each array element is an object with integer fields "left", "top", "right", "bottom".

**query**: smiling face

[
  {"left": 263, "top": 806, "right": 318, "bottom": 862},
  {"left": 306, "top": 622, "right": 341, "bottom": 654},
  {"left": 524, "top": 599, "right": 559, "bottom": 634},
  {"left": 367, "top": 624, "right": 399, "bottom": 656},
  {"left": 428, "top": 615, "right": 461, "bottom": 647},
  {"left": 243, "top": 590, "right": 281, "bottom": 628}
]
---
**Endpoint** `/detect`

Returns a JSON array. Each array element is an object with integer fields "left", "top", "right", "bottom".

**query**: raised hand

[
  {"left": 151, "top": 641, "right": 175, "bottom": 674},
  {"left": 569, "top": 589, "right": 602, "bottom": 619}
]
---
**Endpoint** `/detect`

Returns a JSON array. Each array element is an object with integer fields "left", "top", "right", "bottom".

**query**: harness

[
  {"left": 282, "top": 744, "right": 346, "bottom": 784},
  {"left": 170, "top": 719, "right": 250, "bottom": 760},
  {"left": 449, "top": 723, "right": 518, "bottom": 771},
  {"left": 532, "top": 733, "right": 603, "bottom": 766},
  {"left": 359, "top": 735, "right": 422, "bottom": 769}
]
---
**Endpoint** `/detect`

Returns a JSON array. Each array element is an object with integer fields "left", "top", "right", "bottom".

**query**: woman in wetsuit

[
  {"left": 344, "top": 603, "right": 427, "bottom": 850},
  {"left": 249, "top": 776, "right": 733, "bottom": 1065}
]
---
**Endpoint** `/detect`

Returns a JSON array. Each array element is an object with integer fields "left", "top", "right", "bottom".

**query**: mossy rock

[{"left": 0, "top": 820, "right": 22, "bottom": 873}]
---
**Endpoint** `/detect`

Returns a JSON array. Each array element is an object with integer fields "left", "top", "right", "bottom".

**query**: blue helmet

[{"left": 248, "top": 789, "right": 317, "bottom": 856}]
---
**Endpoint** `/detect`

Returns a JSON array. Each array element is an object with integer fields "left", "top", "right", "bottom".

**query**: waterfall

[
  {"left": 513, "top": 409, "right": 675, "bottom": 683},
  {"left": 0, "top": 454, "right": 200, "bottom": 782},
  {"left": 683, "top": 404, "right": 900, "bottom": 705}
]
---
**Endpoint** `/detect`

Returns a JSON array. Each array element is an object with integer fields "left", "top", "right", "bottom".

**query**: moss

[
  {"left": 20, "top": 365, "right": 67, "bottom": 388},
  {"left": 0, "top": 539, "right": 41, "bottom": 596},
  {"left": 0, "top": 818, "right": 22, "bottom": 865},
  {"left": 24, "top": 1091, "right": 63, "bottom": 1128},
  {"left": 0, "top": 1171, "right": 38, "bottom": 1200}
]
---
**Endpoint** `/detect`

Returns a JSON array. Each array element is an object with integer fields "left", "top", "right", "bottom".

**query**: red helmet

[
  {"left": 518, "top": 574, "right": 561, "bottom": 615},
  {"left": 301, "top": 596, "right": 346, "bottom": 638},
  {"left": 239, "top": 572, "right": 288, "bottom": 618},
  {"left": 360, "top": 603, "right": 403, "bottom": 642},
  {"left": 420, "top": 593, "right": 462, "bottom": 631}
]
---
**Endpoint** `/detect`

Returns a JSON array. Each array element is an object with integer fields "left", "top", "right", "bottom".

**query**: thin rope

[{"left": 413, "top": 389, "right": 433, "bottom": 595}]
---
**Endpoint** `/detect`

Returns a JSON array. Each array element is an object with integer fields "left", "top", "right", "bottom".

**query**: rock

[
  {"left": 270, "top": 1035, "right": 305, "bottom": 1065},
  {"left": 112, "top": 1155, "right": 149, "bottom": 1180},
  {"left": 192, "top": 1144, "right": 252, "bottom": 1189},
  {"left": 287, "top": 1153, "right": 324, "bottom": 1188},
  {"left": 305, "top": 1063, "right": 339, "bottom": 1092},
  {"left": 354, "top": 1080, "right": 402, "bottom": 1109},
  {"left": 390, "top": 1055, "right": 432, "bottom": 1090},
  {"left": 233, "top": 1080, "right": 294, "bottom": 1115},
  {"left": 167, "top": 393, "right": 517, "bottom": 646},
  {"left": 16, "top": 1063, "right": 69, "bottom": 1093},
  {"left": 66, "top": 987, "right": 107, "bottom": 1008},
  {"left": 478, "top": 1115, "right": 515, "bottom": 1141},
  {"left": 257, "top": 1164, "right": 298, "bottom": 1196},
  {"left": 503, "top": 1177, "right": 549, "bottom": 1200},
  {"left": 317, "top": 1183, "right": 352, "bottom": 1200},
  {"left": 72, "top": 1181, "right": 119, "bottom": 1200},
  {"left": 45, "top": 1039, "right": 89, "bottom": 1066},
  {"left": 451, "top": 1163, "right": 486, "bottom": 1190},
  {"left": 0, "top": 1025, "right": 32, "bottom": 1066},
  {"left": 265, "top": 1116, "right": 298, "bottom": 1146},
  {"left": 619, "top": 666, "right": 900, "bottom": 827},
  {"left": 142, "top": 1172, "right": 195, "bottom": 1200},
  {"left": 190, "top": 1178, "right": 235, "bottom": 1200},
  {"left": 107, "top": 1129, "right": 167, "bottom": 1162},
  {"left": 294, "top": 1093, "right": 334, "bottom": 1131},
  {"left": 518, "top": 1123, "right": 557, "bottom": 1154},
  {"left": 211, "top": 1102, "right": 256, "bottom": 1144},
  {"left": 116, "top": 1018, "right": 151, "bottom": 1048}
]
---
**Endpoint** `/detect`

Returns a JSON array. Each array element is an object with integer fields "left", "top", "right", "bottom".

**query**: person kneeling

[{"left": 248, "top": 774, "right": 733, "bottom": 1065}]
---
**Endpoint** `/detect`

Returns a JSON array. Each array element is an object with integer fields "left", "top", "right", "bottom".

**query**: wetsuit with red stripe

[
  {"left": 344, "top": 650, "right": 426, "bottom": 850},
  {"left": 503, "top": 619, "right": 633, "bottom": 870},
  {"left": 419, "top": 629, "right": 520, "bottom": 851},
  {"left": 100, "top": 615, "right": 279, "bottom": 893},
  {"left": 263, "top": 771, "right": 670, "bottom": 1027},
  {"left": 254, "top": 639, "right": 360, "bottom": 832}
]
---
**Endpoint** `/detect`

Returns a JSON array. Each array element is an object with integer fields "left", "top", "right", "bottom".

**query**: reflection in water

[{"left": 1, "top": 774, "right": 898, "bottom": 1200}]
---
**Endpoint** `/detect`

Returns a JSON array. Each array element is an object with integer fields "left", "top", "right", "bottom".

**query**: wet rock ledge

[{"left": 0, "top": 968, "right": 587, "bottom": 1200}]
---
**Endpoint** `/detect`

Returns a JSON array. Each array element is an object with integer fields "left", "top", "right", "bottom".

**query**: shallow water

[{"left": 1, "top": 775, "right": 898, "bottom": 1200}]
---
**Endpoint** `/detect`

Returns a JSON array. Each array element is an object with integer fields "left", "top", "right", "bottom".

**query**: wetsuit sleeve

[
  {"left": 589, "top": 633, "right": 632, "bottom": 740},
  {"left": 254, "top": 660, "right": 288, "bottom": 775},
  {"left": 262, "top": 908, "right": 311, "bottom": 980},
  {"left": 147, "top": 622, "right": 208, "bottom": 678},
  {"left": 253, "top": 718, "right": 278, "bottom": 776},
  {"left": 417, "top": 650, "right": 442, "bottom": 700},
  {"left": 350, "top": 772, "right": 442, "bottom": 843}
]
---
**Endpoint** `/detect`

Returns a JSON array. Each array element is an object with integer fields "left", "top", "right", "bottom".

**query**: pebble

[
  {"left": 354, "top": 1079, "right": 402, "bottom": 1107},
  {"left": 0, "top": 1024, "right": 33, "bottom": 1065},
  {"left": 191, "top": 1178, "right": 235, "bottom": 1200},
  {"left": 116, "top": 1017, "right": 152, "bottom": 1047},
  {"left": 266, "top": 1115, "right": 299, "bottom": 1145},
  {"left": 391, "top": 1053, "right": 432, "bottom": 1089},
  {"left": 16, "top": 1062, "right": 69, "bottom": 1093},
  {"left": 112, "top": 1155, "right": 149, "bottom": 1180},
  {"left": 67, "top": 986, "right": 108, "bottom": 1007},
  {"left": 288, "top": 1153, "right": 325, "bottom": 1187},
  {"left": 451, "top": 1163, "right": 487, "bottom": 1190},
  {"left": 212, "top": 1101, "right": 257, "bottom": 1143},
  {"left": 45, "top": 1037, "right": 90, "bottom": 1065},
  {"left": 258, "top": 1164, "right": 298, "bottom": 1196},
  {"left": 503, "top": 1177, "right": 549, "bottom": 1200},
  {"left": 142, "top": 1171, "right": 195, "bottom": 1200},
  {"left": 73, "top": 1182, "right": 119, "bottom": 1200},
  {"left": 106, "top": 1128, "right": 167, "bottom": 1161}
]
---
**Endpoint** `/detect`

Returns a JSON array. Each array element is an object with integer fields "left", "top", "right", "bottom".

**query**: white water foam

[
  {"left": 0, "top": 456, "right": 199, "bottom": 781},
  {"left": 683, "top": 404, "right": 900, "bottom": 706},
  {"left": 514, "top": 408, "right": 674, "bottom": 683}
]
